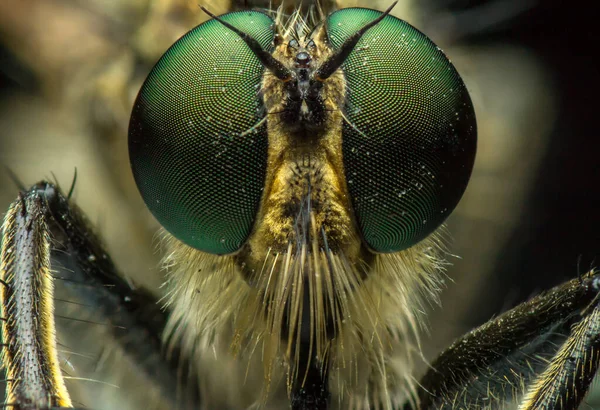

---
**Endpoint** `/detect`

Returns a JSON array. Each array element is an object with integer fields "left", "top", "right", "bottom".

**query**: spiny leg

[
  {"left": 518, "top": 292, "right": 600, "bottom": 409},
  {"left": 1, "top": 185, "right": 71, "bottom": 408},
  {"left": 414, "top": 270, "right": 600, "bottom": 410},
  {"left": 0, "top": 182, "right": 199, "bottom": 409}
]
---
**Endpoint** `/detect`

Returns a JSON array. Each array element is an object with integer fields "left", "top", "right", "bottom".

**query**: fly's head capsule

[
  {"left": 128, "top": 3, "right": 477, "bottom": 397},
  {"left": 128, "top": 3, "right": 477, "bottom": 264}
]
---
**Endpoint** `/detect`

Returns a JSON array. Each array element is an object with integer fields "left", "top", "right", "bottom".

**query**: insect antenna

[
  {"left": 200, "top": 7, "right": 293, "bottom": 81},
  {"left": 314, "top": 0, "right": 398, "bottom": 81}
]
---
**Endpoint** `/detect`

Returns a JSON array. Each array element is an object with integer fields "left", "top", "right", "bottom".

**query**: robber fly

[{"left": 2, "top": 1, "right": 600, "bottom": 410}]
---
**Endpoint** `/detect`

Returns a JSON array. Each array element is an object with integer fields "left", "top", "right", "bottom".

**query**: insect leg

[
  {"left": 0, "top": 182, "right": 198, "bottom": 409},
  {"left": 413, "top": 270, "right": 600, "bottom": 409},
  {"left": 1, "top": 185, "right": 72, "bottom": 408},
  {"left": 517, "top": 292, "right": 600, "bottom": 409}
]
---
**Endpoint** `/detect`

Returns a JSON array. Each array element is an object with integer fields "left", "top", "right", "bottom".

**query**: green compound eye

[
  {"left": 326, "top": 8, "right": 477, "bottom": 253},
  {"left": 129, "top": 11, "right": 274, "bottom": 254}
]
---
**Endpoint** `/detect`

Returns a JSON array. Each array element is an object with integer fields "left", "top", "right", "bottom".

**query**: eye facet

[
  {"left": 128, "top": 11, "right": 274, "bottom": 254},
  {"left": 326, "top": 8, "right": 477, "bottom": 253}
]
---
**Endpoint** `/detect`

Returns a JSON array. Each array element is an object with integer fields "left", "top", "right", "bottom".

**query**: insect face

[{"left": 128, "top": 4, "right": 476, "bottom": 407}]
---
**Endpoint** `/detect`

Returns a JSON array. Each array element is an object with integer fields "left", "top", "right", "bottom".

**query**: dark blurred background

[
  {"left": 0, "top": 0, "right": 599, "bottom": 407},
  {"left": 445, "top": 0, "right": 600, "bottom": 327}
]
